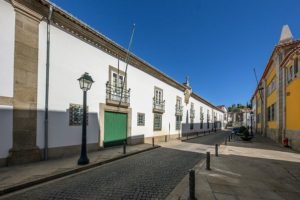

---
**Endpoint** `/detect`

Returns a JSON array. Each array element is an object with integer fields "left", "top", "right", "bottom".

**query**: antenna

[
  {"left": 253, "top": 68, "right": 263, "bottom": 103},
  {"left": 119, "top": 24, "right": 136, "bottom": 106}
]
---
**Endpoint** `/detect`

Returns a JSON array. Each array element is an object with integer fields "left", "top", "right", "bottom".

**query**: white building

[{"left": 0, "top": 0, "right": 225, "bottom": 166}]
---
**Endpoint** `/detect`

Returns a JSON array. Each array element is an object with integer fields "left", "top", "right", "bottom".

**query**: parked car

[{"left": 232, "top": 127, "right": 241, "bottom": 135}]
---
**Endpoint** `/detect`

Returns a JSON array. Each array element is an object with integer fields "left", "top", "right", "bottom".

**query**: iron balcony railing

[
  {"left": 106, "top": 81, "right": 130, "bottom": 105},
  {"left": 175, "top": 104, "right": 183, "bottom": 115},
  {"left": 153, "top": 98, "right": 165, "bottom": 113}
]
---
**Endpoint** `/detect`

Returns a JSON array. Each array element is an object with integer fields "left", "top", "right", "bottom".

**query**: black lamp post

[
  {"left": 250, "top": 111, "right": 254, "bottom": 136},
  {"left": 77, "top": 72, "right": 94, "bottom": 165}
]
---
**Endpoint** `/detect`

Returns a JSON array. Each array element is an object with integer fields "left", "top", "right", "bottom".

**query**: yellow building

[{"left": 251, "top": 25, "right": 300, "bottom": 151}]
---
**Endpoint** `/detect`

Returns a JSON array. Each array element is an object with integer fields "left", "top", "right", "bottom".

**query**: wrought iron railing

[
  {"left": 106, "top": 81, "right": 130, "bottom": 104},
  {"left": 153, "top": 98, "right": 165, "bottom": 112},
  {"left": 175, "top": 104, "right": 183, "bottom": 115}
]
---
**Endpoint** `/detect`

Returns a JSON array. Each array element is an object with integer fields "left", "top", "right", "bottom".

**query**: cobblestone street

[{"left": 1, "top": 132, "right": 227, "bottom": 200}]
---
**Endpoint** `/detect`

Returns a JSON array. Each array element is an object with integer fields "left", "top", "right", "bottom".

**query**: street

[{"left": 1, "top": 132, "right": 228, "bottom": 200}]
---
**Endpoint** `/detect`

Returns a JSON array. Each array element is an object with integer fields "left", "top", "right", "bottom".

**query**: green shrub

[
  {"left": 239, "top": 126, "right": 251, "bottom": 140},
  {"left": 238, "top": 126, "right": 247, "bottom": 133}
]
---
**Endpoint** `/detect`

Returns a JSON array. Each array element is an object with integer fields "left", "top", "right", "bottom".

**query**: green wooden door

[{"left": 104, "top": 112, "right": 127, "bottom": 147}]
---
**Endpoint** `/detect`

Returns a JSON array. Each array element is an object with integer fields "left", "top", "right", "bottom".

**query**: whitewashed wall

[
  {"left": 36, "top": 17, "right": 224, "bottom": 149},
  {"left": 0, "top": 1, "right": 15, "bottom": 159}
]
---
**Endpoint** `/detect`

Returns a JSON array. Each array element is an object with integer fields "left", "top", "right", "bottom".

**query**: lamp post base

[{"left": 77, "top": 155, "right": 89, "bottom": 165}]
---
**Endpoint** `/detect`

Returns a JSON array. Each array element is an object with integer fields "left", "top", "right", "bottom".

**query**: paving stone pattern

[{"left": 3, "top": 148, "right": 204, "bottom": 200}]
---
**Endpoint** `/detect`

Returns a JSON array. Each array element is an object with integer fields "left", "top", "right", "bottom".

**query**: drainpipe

[{"left": 44, "top": 5, "right": 53, "bottom": 160}]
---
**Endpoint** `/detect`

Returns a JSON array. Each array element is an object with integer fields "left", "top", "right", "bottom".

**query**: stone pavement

[
  {"left": 167, "top": 134, "right": 300, "bottom": 200},
  {"left": 0, "top": 143, "right": 157, "bottom": 196}
]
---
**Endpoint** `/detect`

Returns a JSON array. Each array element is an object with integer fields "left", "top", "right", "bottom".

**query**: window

[
  {"left": 176, "top": 115, "right": 182, "bottom": 130},
  {"left": 153, "top": 113, "right": 162, "bottom": 131},
  {"left": 137, "top": 113, "right": 145, "bottom": 126},
  {"left": 154, "top": 87, "right": 163, "bottom": 103},
  {"left": 107, "top": 66, "right": 130, "bottom": 104},
  {"left": 200, "top": 106, "right": 204, "bottom": 129},
  {"left": 267, "top": 103, "right": 276, "bottom": 121},
  {"left": 294, "top": 57, "right": 298, "bottom": 77},
  {"left": 267, "top": 77, "right": 276, "bottom": 96},
  {"left": 175, "top": 96, "right": 183, "bottom": 115},
  {"left": 69, "top": 104, "right": 88, "bottom": 126},
  {"left": 287, "top": 66, "right": 294, "bottom": 83},
  {"left": 207, "top": 110, "right": 210, "bottom": 129},
  {"left": 256, "top": 113, "right": 260, "bottom": 123},
  {"left": 271, "top": 104, "right": 276, "bottom": 121},
  {"left": 190, "top": 118, "right": 194, "bottom": 129}
]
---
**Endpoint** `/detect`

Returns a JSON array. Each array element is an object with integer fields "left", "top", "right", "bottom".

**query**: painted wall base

[
  {"left": 144, "top": 133, "right": 180, "bottom": 144},
  {"left": 286, "top": 130, "right": 300, "bottom": 152},
  {"left": 43, "top": 143, "right": 99, "bottom": 160},
  {"left": 7, "top": 147, "right": 41, "bottom": 166},
  {"left": 266, "top": 128, "right": 281, "bottom": 143}
]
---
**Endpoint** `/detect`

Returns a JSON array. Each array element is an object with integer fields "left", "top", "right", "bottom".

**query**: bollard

[
  {"left": 189, "top": 169, "right": 196, "bottom": 200},
  {"left": 165, "top": 135, "right": 167, "bottom": 142},
  {"left": 228, "top": 136, "right": 231, "bottom": 142},
  {"left": 215, "top": 144, "right": 218, "bottom": 157},
  {"left": 187, "top": 132, "right": 189, "bottom": 140},
  {"left": 206, "top": 152, "right": 210, "bottom": 170},
  {"left": 225, "top": 137, "right": 227, "bottom": 145},
  {"left": 152, "top": 137, "right": 154, "bottom": 147},
  {"left": 123, "top": 140, "right": 126, "bottom": 154}
]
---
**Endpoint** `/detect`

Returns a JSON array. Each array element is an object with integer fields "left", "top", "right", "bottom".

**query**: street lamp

[
  {"left": 250, "top": 111, "right": 254, "bottom": 136},
  {"left": 77, "top": 72, "right": 94, "bottom": 165}
]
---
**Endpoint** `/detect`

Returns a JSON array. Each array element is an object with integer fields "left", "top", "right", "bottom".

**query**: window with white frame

[
  {"left": 200, "top": 106, "right": 204, "bottom": 129},
  {"left": 153, "top": 113, "right": 162, "bottom": 131},
  {"left": 176, "top": 115, "right": 182, "bottom": 130},
  {"left": 154, "top": 87, "right": 163, "bottom": 103},
  {"left": 287, "top": 57, "right": 300, "bottom": 84}
]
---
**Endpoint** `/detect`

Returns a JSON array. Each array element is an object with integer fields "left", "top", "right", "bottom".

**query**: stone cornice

[{"left": 11, "top": 0, "right": 43, "bottom": 22}]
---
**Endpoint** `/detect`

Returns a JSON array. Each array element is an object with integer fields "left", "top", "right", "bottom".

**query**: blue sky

[{"left": 51, "top": 0, "right": 300, "bottom": 107}]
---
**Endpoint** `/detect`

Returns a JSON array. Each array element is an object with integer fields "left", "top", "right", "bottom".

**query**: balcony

[
  {"left": 153, "top": 98, "right": 165, "bottom": 113},
  {"left": 175, "top": 104, "right": 183, "bottom": 116},
  {"left": 106, "top": 81, "right": 130, "bottom": 107}
]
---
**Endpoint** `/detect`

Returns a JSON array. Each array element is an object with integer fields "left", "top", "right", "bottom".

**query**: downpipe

[{"left": 44, "top": 5, "right": 53, "bottom": 160}]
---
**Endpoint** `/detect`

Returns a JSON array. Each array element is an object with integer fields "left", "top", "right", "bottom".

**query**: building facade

[
  {"left": 251, "top": 25, "right": 300, "bottom": 151},
  {"left": 0, "top": 0, "right": 225, "bottom": 166}
]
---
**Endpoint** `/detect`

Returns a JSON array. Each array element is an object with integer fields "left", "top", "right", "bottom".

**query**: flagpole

[{"left": 119, "top": 24, "right": 136, "bottom": 106}]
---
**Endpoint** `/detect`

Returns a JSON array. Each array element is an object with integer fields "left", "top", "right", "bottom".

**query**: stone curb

[{"left": 0, "top": 146, "right": 160, "bottom": 196}]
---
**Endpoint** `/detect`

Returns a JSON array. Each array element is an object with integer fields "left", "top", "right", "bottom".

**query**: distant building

[
  {"left": 217, "top": 105, "right": 228, "bottom": 128},
  {"left": 251, "top": 25, "right": 300, "bottom": 151},
  {"left": 227, "top": 108, "right": 251, "bottom": 127}
]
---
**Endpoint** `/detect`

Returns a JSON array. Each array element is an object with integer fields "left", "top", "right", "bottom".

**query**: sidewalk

[
  {"left": 0, "top": 143, "right": 158, "bottom": 196},
  {"left": 167, "top": 134, "right": 300, "bottom": 200}
]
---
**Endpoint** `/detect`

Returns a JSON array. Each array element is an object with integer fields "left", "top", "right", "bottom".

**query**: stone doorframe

[{"left": 99, "top": 103, "right": 132, "bottom": 147}]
